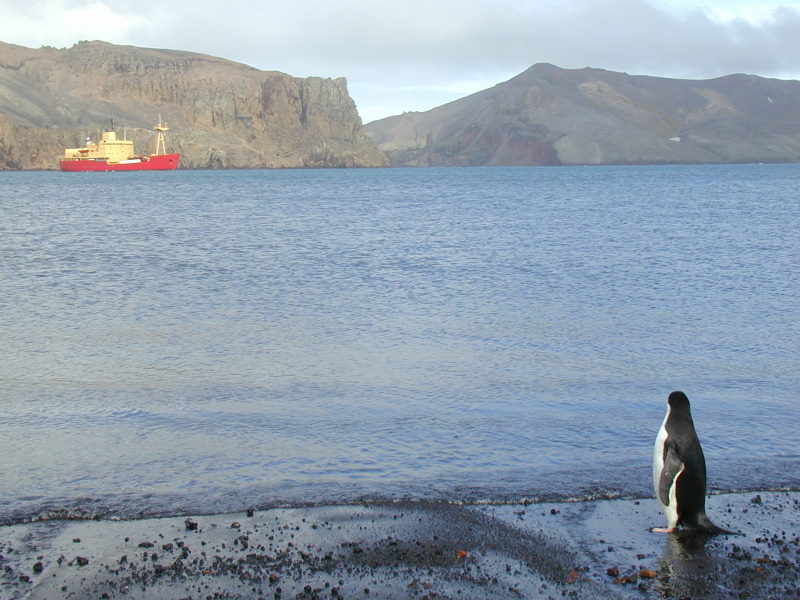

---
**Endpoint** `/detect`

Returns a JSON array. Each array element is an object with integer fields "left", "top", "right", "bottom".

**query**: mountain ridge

[
  {"left": 4, "top": 41, "right": 800, "bottom": 169},
  {"left": 365, "top": 62, "right": 800, "bottom": 166}
]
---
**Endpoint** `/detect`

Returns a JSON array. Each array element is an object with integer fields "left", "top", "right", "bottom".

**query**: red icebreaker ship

[{"left": 59, "top": 118, "right": 180, "bottom": 172}]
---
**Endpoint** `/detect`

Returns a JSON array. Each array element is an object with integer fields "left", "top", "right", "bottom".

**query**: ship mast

[{"left": 153, "top": 114, "right": 169, "bottom": 156}]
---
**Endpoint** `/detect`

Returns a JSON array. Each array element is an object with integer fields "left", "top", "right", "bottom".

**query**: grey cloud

[
  {"left": 136, "top": 0, "right": 800, "bottom": 121},
  {"left": 4, "top": 0, "right": 799, "bottom": 121},
  {"left": 148, "top": 0, "right": 800, "bottom": 80}
]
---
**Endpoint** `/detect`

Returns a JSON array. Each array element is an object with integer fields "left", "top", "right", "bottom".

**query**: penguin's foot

[
  {"left": 693, "top": 525, "right": 741, "bottom": 535},
  {"left": 650, "top": 527, "right": 675, "bottom": 533},
  {"left": 694, "top": 514, "right": 741, "bottom": 535}
]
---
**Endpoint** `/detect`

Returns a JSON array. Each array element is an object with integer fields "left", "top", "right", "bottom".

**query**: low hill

[
  {"left": 0, "top": 41, "right": 387, "bottom": 169},
  {"left": 365, "top": 63, "right": 800, "bottom": 166}
]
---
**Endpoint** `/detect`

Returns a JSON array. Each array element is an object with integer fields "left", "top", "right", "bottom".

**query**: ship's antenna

[{"left": 153, "top": 114, "right": 169, "bottom": 156}]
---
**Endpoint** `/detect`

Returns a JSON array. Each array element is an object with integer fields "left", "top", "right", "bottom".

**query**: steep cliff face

[
  {"left": 365, "top": 63, "right": 800, "bottom": 166},
  {"left": 0, "top": 41, "right": 388, "bottom": 169}
]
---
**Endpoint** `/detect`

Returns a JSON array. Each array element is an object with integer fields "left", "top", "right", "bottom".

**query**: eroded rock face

[
  {"left": 0, "top": 41, "right": 388, "bottom": 169},
  {"left": 365, "top": 63, "right": 800, "bottom": 166}
]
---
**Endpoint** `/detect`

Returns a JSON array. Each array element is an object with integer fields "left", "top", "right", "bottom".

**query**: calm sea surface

[{"left": 1, "top": 165, "right": 798, "bottom": 524}]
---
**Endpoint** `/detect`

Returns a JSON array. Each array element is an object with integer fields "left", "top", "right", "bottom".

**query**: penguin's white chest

[{"left": 653, "top": 412, "right": 681, "bottom": 529}]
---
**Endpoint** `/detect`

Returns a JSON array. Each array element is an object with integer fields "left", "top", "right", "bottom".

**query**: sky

[{"left": 1, "top": 0, "right": 800, "bottom": 123}]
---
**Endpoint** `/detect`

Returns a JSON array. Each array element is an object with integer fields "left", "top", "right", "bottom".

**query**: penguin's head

[{"left": 667, "top": 391, "right": 692, "bottom": 416}]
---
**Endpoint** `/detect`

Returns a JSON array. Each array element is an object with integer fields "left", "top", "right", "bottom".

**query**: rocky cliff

[
  {"left": 0, "top": 41, "right": 388, "bottom": 169},
  {"left": 365, "top": 63, "right": 800, "bottom": 166}
]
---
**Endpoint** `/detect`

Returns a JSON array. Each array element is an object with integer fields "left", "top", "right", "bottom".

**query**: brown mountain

[
  {"left": 365, "top": 63, "right": 800, "bottom": 166},
  {"left": 0, "top": 41, "right": 387, "bottom": 169}
]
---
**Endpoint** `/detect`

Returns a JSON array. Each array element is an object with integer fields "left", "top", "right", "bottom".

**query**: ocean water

[{"left": 0, "top": 165, "right": 798, "bottom": 524}]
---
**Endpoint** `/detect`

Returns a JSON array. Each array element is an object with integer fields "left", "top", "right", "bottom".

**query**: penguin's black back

[{"left": 664, "top": 391, "right": 708, "bottom": 528}]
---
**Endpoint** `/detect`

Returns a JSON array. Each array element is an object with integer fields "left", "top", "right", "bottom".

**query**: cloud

[
  {"left": 2, "top": 0, "right": 800, "bottom": 122},
  {"left": 0, "top": 0, "right": 156, "bottom": 47},
  {"left": 132, "top": 0, "right": 800, "bottom": 78}
]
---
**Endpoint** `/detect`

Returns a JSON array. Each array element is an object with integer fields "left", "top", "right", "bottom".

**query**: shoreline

[{"left": 1, "top": 491, "right": 798, "bottom": 599}]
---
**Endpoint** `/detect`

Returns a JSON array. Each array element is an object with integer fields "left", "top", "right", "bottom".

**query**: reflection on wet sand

[{"left": 659, "top": 532, "right": 729, "bottom": 598}]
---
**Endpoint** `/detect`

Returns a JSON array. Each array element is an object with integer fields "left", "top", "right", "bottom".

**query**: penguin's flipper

[{"left": 658, "top": 442, "right": 684, "bottom": 506}]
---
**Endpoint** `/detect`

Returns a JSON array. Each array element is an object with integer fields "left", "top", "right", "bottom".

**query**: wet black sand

[{"left": 1, "top": 491, "right": 798, "bottom": 599}]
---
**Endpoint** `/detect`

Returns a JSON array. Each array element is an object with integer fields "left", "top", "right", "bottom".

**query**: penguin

[{"left": 652, "top": 391, "right": 733, "bottom": 534}]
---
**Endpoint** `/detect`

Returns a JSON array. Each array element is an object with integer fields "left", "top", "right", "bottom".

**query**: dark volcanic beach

[{"left": 1, "top": 491, "right": 798, "bottom": 599}]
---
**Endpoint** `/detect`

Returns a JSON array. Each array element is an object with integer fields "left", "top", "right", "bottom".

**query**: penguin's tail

[{"left": 693, "top": 513, "right": 740, "bottom": 535}]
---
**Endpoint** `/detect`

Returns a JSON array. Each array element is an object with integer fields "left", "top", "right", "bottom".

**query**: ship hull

[{"left": 59, "top": 153, "right": 180, "bottom": 172}]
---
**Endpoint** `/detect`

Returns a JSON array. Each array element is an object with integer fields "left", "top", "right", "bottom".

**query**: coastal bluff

[
  {"left": 0, "top": 41, "right": 387, "bottom": 169},
  {"left": 365, "top": 63, "right": 800, "bottom": 166}
]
